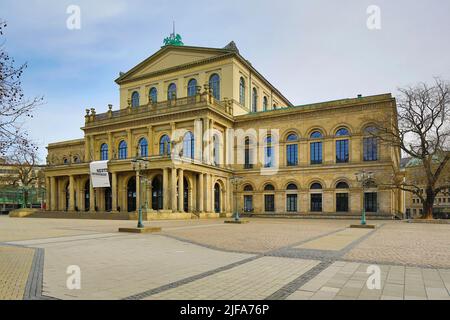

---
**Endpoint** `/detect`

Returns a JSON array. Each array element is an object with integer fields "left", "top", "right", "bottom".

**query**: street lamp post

[
  {"left": 229, "top": 175, "right": 243, "bottom": 221},
  {"left": 355, "top": 170, "right": 374, "bottom": 226},
  {"left": 132, "top": 157, "right": 149, "bottom": 228}
]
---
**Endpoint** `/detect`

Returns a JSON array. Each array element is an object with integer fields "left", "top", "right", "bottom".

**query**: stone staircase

[{"left": 240, "top": 212, "right": 395, "bottom": 220}]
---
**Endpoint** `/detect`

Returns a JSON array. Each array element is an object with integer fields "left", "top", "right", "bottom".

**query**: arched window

[
  {"left": 264, "top": 135, "right": 273, "bottom": 168},
  {"left": 159, "top": 135, "right": 171, "bottom": 156},
  {"left": 287, "top": 183, "right": 298, "bottom": 190},
  {"left": 239, "top": 77, "right": 245, "bottom": 106},
  {"left": 209, "top": 74, "right": 220, "bottom": 100},
  {"left": 63, "top": 158, "right": 69, "bottom": 164},
  {"left": 100, "top": 143, "right": 108, "bottom": 161},
  {"left": 310, "top": 131, "right": 323, "bottom": 164},
  {"left": 131, "top": 91, "right": 140, "bottom": 107},
  {"left": 310, "top": 182, "right": 323, "bottom": 212},
  {"left": 252, "top": 88, "right": 258, "bottom": 112},
  {"left": 336, "top": 182, "right": 349, "bottom": 212},
  {"left": 187, "top": 79, "right": 197, "bottom": 97},
  {"left": 183, "top": 132, "right": 194, "bottom": 159},
  {"left": 310, "top": 183, "right": 323, "bottom": 190},
  {"left": 263, "top": 96, "right": 268, "bottom": 111},
  {"left": 336, "top": 128, "right": 349, "bottom": 163},
  {"left": 118, "top": 141, "right": 127, "bottom": 159},
  {"left": 138, "top": 138, "right": 148, "bottom": 157},
  {"left": 243, "top": 184, "right": 254, "bottom": 192},
  {"left": 167, "top": 83, "right": 177, "bottom": 100},
  {"left": 336, "top": 128, "right": 350, "bottom": 136},
  {"left": 286, "top": 183, "right": 298, "bottom": 212},
  {"left": 264, "top": 184, "right": 275, "bottom": 212},
  {"left": 310, "top": 131, "right": 323, "bottom": 139},
  {"left": 286, "top": 133, "right": 298, "bottom": 166},
  {"left": 149, "top": 87, "right": 157, "bottom": 103},
  {"left": 336, "top": 181, "right": 349, "bottom": 189},
  {"left": 244, "top": 137, "right": 253, "bottom": 169},
  {"left": 363, "top": 126, "right": 378, "bottom": 161}
]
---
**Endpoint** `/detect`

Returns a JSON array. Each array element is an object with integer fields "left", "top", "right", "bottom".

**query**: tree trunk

[{"left": 421, "top": 187, "right": 435, "bottom": 219}]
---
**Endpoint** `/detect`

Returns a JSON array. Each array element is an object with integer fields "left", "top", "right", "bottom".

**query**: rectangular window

[
  {"left": 264, "top": 194, "right": 275, "bottom": 212},
  {"left": 286, "top": 144, "right": 298, "bottom": 166},
  {"left": 336, "top": 193, "right": 349, "bottom": 212},
  {"left": 310, "top": 194, "right": 322, "bottom": 212},
  {"left": 336, "top": 139, "right": 349, "bottom": 163},
  {"left": 310, "top": 142, "right": 322, "bottom": 164},
  {"left": 363, "top": 137, "right": 378, "bottom": 161},
  {"left": 364, "top": 192, "right": 377, "bottom": 212},
  {"left": 244, "top": 195, "right": 253, "bottom": 212},
  {"left": 286, "top": 194, "right": 298, "bottom": 212}
]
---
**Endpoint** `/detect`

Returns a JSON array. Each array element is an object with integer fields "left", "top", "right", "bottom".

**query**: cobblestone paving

[
  {"left": 161, "top": 219, "right": 355, "bottom": 253},
  {"left": 1, "top": 216, "right": 450, "bottom": 300},
  {"left": 344, "top": 222, "right": 450, "bottom": 268},
  {"left": 31, "top": 234, "right": 252, "bottom": 300},
  {"left": 144, "top": 257, "right": 319, "bottom": 300},
  {"left": 287, "top": 261, "right": 450, "bottom": 300},
  {"left": 0, "top": 245, "right": 35, "bottom": 299}
]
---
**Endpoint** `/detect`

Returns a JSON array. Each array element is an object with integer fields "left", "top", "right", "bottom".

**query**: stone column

[
  {"left": 194, "top": 118, "right": 203, "bottom": 161},
  {"left": 108, "top": 132, "right": 113, "bottom": 160},
  {"left": 50, "top": 176, "right": 56, "bottom": 211},
  {"left": 178, "top": 169, "right": 184, "bottom": 212},
  {"left": 171, "top": 167, "right": 177, "bottom": 212},
  {"left": 69, "top": 175, "right": 75, "bottom": 211},
  {"left": 203, "top": 118, "right": 210, "bottom": 164},
  {"left": 163, "top": 168, "right": 169, "bottom": 210},
  {"left": 147, "top": 177, "right": 152, "bottom": 210},
  {"left": 148, "top": 126, "right": 153, "bottom": 156},
  {"left": 112, "top": 172, "right": 118, "bottom": 212},
  {"left": 210, "top": 174, "right": 215, "bottom": 213},
  {"left": 89, "top": 179, "right": 95, "bottom": 212},
  {"left": 127, "top": 129, "right": 133, "bottom": 158},
  {"left": 203, "top": 174, "right": 210, "bottom": 212},
  {"left": 84, "top": 135, "right": 91, "bottom": 162},
  {"left": 209, "top": 120, "right": 215, "bottom": 165},
  {"left": 45, "top": 177, "right": 50, "bottom": 211},
  {"left": 197, "top": 173, "right": 204, "bottom": 212}
]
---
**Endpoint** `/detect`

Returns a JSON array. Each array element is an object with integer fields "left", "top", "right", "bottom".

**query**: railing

[{"left": 85, "top": 91, "right": 234, "bottom": 125}]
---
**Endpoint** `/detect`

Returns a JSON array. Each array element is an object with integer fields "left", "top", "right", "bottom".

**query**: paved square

[{"left": 1, "top": 216, "right": 449, "bottom": 300}]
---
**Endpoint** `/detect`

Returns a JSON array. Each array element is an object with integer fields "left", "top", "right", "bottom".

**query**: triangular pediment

[{"left": 116, "top": 46, "right": 231, "bottom": 83}]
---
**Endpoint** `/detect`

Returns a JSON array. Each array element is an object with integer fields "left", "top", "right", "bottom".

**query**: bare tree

[
  {"left": 3, "top": 140, "right": 41, "bottom": 207},
  {"left": 0, "top": 20, "right": 43, "bottom": 155},
  {"left": 375, "top": 78, "right": 450, "bottom": 219}
]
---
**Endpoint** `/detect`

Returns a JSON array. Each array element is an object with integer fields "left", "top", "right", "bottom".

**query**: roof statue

[{"left": 163, "top": 22, "right": 184, "bottom": 46}]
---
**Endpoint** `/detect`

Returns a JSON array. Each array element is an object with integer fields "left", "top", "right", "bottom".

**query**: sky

[{"left": 1, "top": 0, "right": 449, "bottom": 161}]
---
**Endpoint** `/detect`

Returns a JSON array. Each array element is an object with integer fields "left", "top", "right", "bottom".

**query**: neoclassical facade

[{"left": 44, "top": 40, "right": 403, "bottom": 219}]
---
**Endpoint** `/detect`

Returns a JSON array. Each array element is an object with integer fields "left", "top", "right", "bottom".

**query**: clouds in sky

[{"left": 0, "top": 0, "right": 449, "bottom": 160}]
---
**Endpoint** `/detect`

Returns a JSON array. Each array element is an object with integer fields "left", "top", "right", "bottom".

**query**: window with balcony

[
  {"left": 131, "top": 91, "right": 140, "bottom": 107},
  {"left": 118, "top": 141, "right": 127, "bottom": 159},
  {"left": 209, "top": 74, "right": 220, "bottom": 100},
  {"left": 138, "top": 138, "right": 148, "bottom": 157},
  {"left": 167, "top": 83, "right": 177, "bottom": 100},
  {"left": 187, "top": 79, "right": 197, "bottom": 97}
]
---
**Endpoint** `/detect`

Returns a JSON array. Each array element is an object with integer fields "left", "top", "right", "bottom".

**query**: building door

[
  {"left": 214, "top": 183, "right": 221, "bottom": 213},
  {"left": 127, "top": 177, "right": 136, "bottom": 212},
  {"left": 244, "top": 195, "right": 253, "bottom": 212},
  {"left": 104, "top": 188, "right": 112, "bottom": 212},
  {"left": 152, "top": 176, "right": 163, "bottom": 210},
  {"left": 264, "top": 194, "right": 275, "bottom": 212},
  {"left": 183, "top": 177, "right": 189, "bottom": 212},
  {"left": 65, "top": 183, "right": 69, "bottom": 211},
  {"left": 84, "top": 180, "right": 90, "bottom": 212},
  {"left": 310, "top": 194, "right": 322, "bottom": 212},
  {"left": 336, "top": 193, "right": 349, "bottom": 212}
]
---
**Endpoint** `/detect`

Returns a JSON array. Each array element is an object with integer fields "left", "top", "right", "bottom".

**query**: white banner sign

[{"left": 89, "top": 161, "right": 110, "bottom": 188}]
